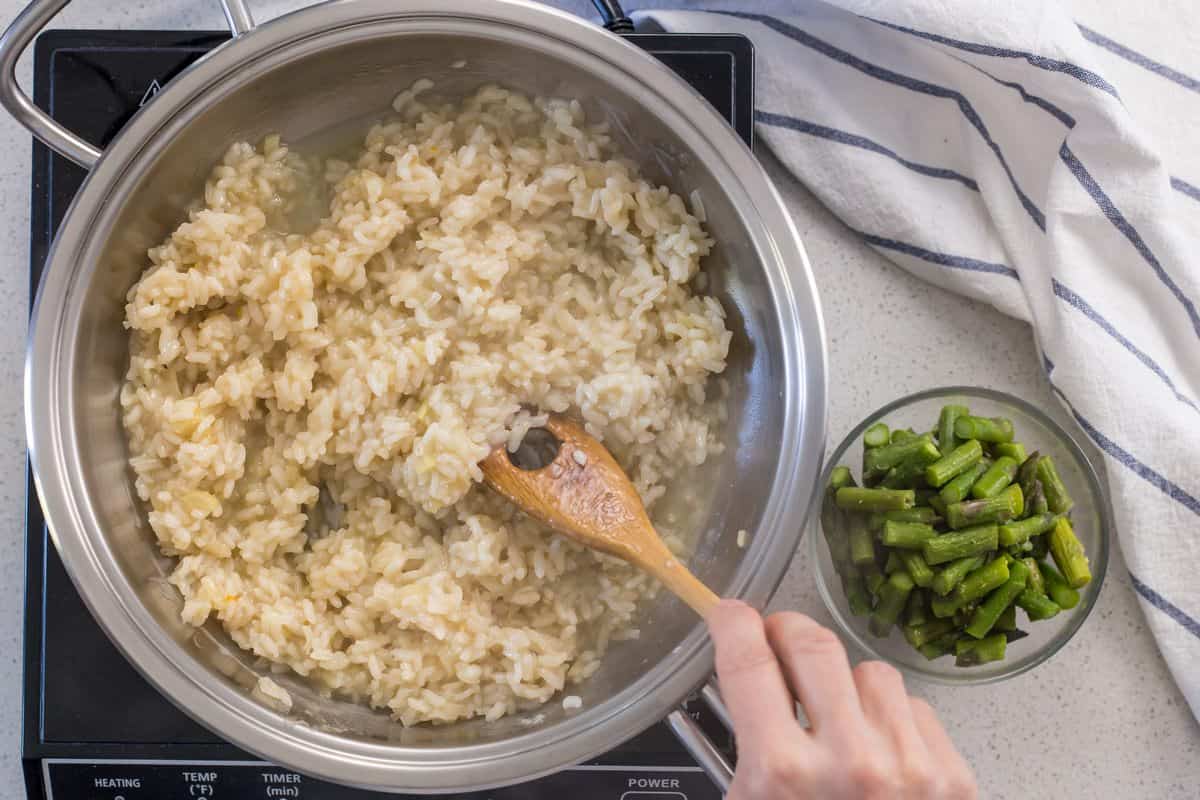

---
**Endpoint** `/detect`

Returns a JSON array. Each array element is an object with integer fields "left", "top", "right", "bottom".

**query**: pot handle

[
  {"left": 0, "top": 0, "right": 255, "bottom": 168},
  {"left": 667, "top": 677, "right": 735, "bottom": 793}
]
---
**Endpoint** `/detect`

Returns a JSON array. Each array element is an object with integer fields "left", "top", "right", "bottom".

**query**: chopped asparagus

[
  {"left": 863, "top": 422, "right": 890, "bottom": 448},
  {"left": 995, "top": 604, "right": 1018, "bottom": 632},
  {"left": 904, "top": 618, "right": 955, "bottom": 649},
  {"left": 937, "top": 404, "right": 969, "bottom": 457},
  {"left": 1016, "top": 587, "right": 1061, "bottom": 620},
  {"left": 945, "top": 484, "right": 1023, "bottom": 529},
  {"left": 923, "top": 525, "right": 999, "bottom": 565},
  {"left": 955, "top": 633, "right": 1007, "bottom": 666},
  {"left": 1035, "top": 455, "right": 1074, "bottom": 514},
  {"left": 882, "top": 520, "right": 938, "bottom": 550},
  {"left": 956, "top": 557, "right": 1011, "bottom": 604},
  {"left": 869, "top": 571, "right": 915, "bottom": 637},
  {"left": 970, "top": 455, "right": 1020, "bottom": 499},
  {"left": 843, "top": 571, "right": 872, "bottom": 616},
  {"left": 836, "top": 486, "right": 917, "bottom": 513},
  {"left": 953, "top": 415, "right": 1015, "bottom": 443},
  {"left": 925, "top": 439, "right": 984, "bottom": 487},
  {"left": 965, "top": 559, "right": 1028, "bottom": 638},
  {"left": 848, "top": 515, "right": 876, "bottom": 567},
  {"left": 1039, "top": 562, "right": 1080, "bottom": 609},
  {"left": 863, "top": 435, "right": 940, "bottom": 477},
  {"left": 998, "top": 512, "right": 1059, "bottom": 547},
  {"left": 1048, "top": 516, "right": 1091, "bottom": 588},
  {"left": 931, "top": 554, "right": 985, "bottom": 596},
  {"left": 906, "top": 588, "right": 930, "bottom": 626},
  {"left": 993, "top": 442, "right": 1027, "bottom": 462},
  {"left": 899, "top": 550, "right": 935, "bottom": 588},
  {"left": 939, "top": 459, "right": 991, "bottom": 504}
]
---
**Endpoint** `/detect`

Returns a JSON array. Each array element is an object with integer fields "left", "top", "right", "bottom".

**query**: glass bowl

[{"left": 810, "top": 386, "right": 1111, "bottom": 684}]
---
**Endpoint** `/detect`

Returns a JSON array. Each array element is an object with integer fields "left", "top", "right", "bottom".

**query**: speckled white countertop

[{"left": 0, "top": 0, "right": 1196, "bottom": 797}]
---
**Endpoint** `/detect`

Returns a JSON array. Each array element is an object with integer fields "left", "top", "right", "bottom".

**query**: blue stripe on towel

[
  {"left": 1129, "top": 573, "right": 1200, "bottom": 641},
  {"left": 1059, "top": 143, "right": 1200, "bottom": 340},
  {"left": 753, "top": 110, "right": 980, "bottom": 191},
  {"left": 1078, "top": 25, "right": 1200, "bottom": 95},
  {"left": 854, "top": 232, "right": 1019, "bottom": 277},
  {"left": 958, "top": 60, "right": 1077, "bottom": 127},
  {"left": 714, "top": 11, "right": 1047, "bottom": 231},
  {"left": 1171, "top": 177, "right": 1200, "bottom": 205},
  {"left": 865, "top": 16, "right": 1119, "bottom": 97},
  {"left": 1044, "top": 362, "right": 1200, "bottom": 517},
  {"left": 1052, "top": 279, "right": 1200, "bottom": 414}
]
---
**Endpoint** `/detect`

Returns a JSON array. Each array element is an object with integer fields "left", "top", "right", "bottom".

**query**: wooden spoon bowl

[{"left": 480, "top": 414, "right": 720, "bottom": 616}]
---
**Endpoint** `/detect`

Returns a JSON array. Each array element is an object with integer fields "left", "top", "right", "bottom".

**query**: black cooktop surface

[{"left": 23, "top": 28, "right": 752, "bottom": 800}]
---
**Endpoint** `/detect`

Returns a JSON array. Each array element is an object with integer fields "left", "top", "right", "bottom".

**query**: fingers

[
  {"left": 705, "top": 600, "right": 803, "bottom": 751},
  {"left": 764, "top": 612, "right": 865, "bottom": 739},
  {"left": 910, "top": 697, "right": 978, "bottom": 799},
  {"left": 853, "top": 661, "right": 925, "bottom": 751}
]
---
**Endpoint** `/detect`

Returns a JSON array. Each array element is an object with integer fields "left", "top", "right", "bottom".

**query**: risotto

[{"left": 120, "top": 83, "right": 730, "bottom": 725}]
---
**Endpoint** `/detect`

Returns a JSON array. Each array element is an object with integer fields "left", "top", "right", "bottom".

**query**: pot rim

[{"left": 25, "top": 0, "right": 828, "bottom": 792}]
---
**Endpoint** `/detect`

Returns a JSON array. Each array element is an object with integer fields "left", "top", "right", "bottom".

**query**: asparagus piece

[
  {"left": 906, "top": 588, "right": 930, "bottom": 626},
  {"left": 936, "top": 404, "right": 969, "bottom": 457},
  {"left": 998, "top": 512, "right": 1059, "bottom": 547},
  {"left": 970, "top": 455, "right": 1020, "bottom": 499},
  {"left": 869, "top": 507, "right": 942, "bottom": 530},
  {"left": 995, "top": 604, "right": 1018, "bottom": 632},
  {"left": 952, "top": 603, "right": 978, "bottom": 629},
  {"left": 1035, "top": 455, "right": 1074, "bottom": 514},
  {"left": 1039, "top": 562, "right": 1080, "bottom": 609},
  {"left": 884, "top": 551, "right": 904, "bottom": 574},
  {"left": 1029, "top": 532, "right": 1050, "bottom": 560},
  {"left": 869, "top": 571, "right": 915, "bottom": 637},
  {"left": 914, "top": 489, "right": 938, "bottom": 506},
  {"left": 881, "top": 456, "right": 935, "bottom": 489},
  {"left": 939, "top": 459, "right": 991, "bottom": 504},
  {"left": 863, "top": 563, "right": 886, "bottom": 597},
  {"left": 931, "top": 591, "right": 966, "bottom": 618},
  {"left": 955, "top": 632, "right": 1007, "bottom": 666},
  {"left": 1016, "top": 451, "right": 1041, "bottom": 501},
  {"left": 836, "top": 487, "right": 917, "bottom": 513},
  {"left": 919, "top": 630, "right": 961, "bottom": 660},
  {"left": 1016, "top": 587, "right": 1061, "bottom": 620},
  {"left": 925, "top": 439, "right": 984, "bottom": 488},
  {"left": 890, "top": 428, "right": 917, "bottom": 444},
  {"left": 1048, "top": 516, "right": 1091, "bottom": 588},
  {"left": 843, "top": 571, "right": 872, "bottom": 616},
  {"left": 945, "top": 484, "right": 1023, "bottom": 529},
  {"left": 882, "top": 520, "right": 938, "bottom": 550},
  {"left": 899, "top": 550, "right": 935, "bottom": 588},
  {"left": 863, "top": 435, "right": 940, "bottom": 477},
  {"left": 923, "top": 525, "right": 999, "bottom": 565},
  {"left": 957, "top": 556, "right": 1011, "bottom": 604},
  {"left": 904, "top": 618, "right": 955, "bottom": 649},
  {"left": 848, "top": 515, "right": 876, "bottom": 567},
  {"left": 953, "top": 415, "right": 1014, "bottom": 443},
  {"left": 1022, "top": 557, "right": 1046, "bottom": 595},
  {"left": 931, "top": 554, "right": 985, "bottom": 596},
  {"left": 928, "top": 494, "right": 948, "bottom": 518},
  {"left": 965, "top": 559, "right": 1028, "bottom": 638},
  {"left": 863, "top": 422, "right": 890, "bottom": 448},
  {"left": 994, "top": 442, "right": 1028, "bottom": 462},
  {"left": 821, "top": 467, "right": 855, "bottom": 568}
]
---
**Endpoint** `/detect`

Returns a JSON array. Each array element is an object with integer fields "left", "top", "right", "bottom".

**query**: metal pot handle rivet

[{"left": 0, "top": 0, "right": 256, "bottom": 169}]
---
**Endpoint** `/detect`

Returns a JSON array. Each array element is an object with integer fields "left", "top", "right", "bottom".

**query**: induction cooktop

[{"left": 23, "top": 27, "right": 752, "bottom": 800}]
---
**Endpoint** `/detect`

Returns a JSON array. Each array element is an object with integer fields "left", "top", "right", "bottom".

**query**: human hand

[{"left": 705, "top": 600, "right": 977, "bottom": 800}]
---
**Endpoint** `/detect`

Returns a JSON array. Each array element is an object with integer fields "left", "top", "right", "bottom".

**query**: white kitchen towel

[{"left": 637, "top": 1, "right": 1200, "bottom": 718}]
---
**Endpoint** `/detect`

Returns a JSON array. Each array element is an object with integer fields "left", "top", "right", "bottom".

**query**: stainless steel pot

[{"left": 3, "top": 0, "right": 827, "bottom": 793}]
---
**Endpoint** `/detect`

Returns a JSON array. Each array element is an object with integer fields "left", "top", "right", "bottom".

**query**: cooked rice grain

[{"left": 121, "top": 84, "right": 730, "bottom": 725}]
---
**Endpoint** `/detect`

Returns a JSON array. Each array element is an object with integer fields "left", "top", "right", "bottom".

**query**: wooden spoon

[{"left": 480, "top": 414, "right": 720, "bottom": 616}]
